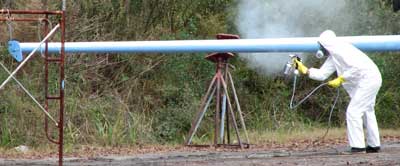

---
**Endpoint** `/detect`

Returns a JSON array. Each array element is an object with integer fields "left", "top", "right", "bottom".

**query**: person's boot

[
  {"left": 351, "top": 147, "right": 366, "bottom": 153},
  {"left": 366, "top": 146, "right": 380, "bottom": 153},
  {"left": 340, "top": 147, "right": 366, "bottom": 155}
]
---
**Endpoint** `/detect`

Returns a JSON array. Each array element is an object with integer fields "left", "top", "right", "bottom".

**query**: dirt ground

[{"left": 1, "top": 138, "right": 400, "bottom": 166}]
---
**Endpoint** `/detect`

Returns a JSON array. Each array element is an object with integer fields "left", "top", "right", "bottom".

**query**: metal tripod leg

[
  {"left": 215, "top": 72, "right": 221, "bottom": 146},
  {"left": 220, "top": 77, "right": 243, "bottom": 148},
  {"left": 228, "top": 71, "right": 249, "bottom": 144},
  {"left": 220, "top": 94, "right": 227, "bottom": 143},
  {"left": 186, "top": 75, "right": 218, "bottom": 145},
  {"left": 220, "top": 63, "right": 229, "bottom": 144}
]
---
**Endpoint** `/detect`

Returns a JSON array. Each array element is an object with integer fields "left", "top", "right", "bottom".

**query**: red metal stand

[
  {"left": 0, "top": 6, "right": 66, "bottom": 166},
  {"left": 185, "top": 34, "right": 249, "bottom": 148}
]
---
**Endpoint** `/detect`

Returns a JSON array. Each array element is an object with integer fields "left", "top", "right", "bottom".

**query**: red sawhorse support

[{"left": 0, "top": 5, "right": 66, "bottom": 166}]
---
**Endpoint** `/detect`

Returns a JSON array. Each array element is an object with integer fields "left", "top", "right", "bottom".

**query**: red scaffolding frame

[{"left": 0, "top": 5, "right": 66, "bottom": 166}]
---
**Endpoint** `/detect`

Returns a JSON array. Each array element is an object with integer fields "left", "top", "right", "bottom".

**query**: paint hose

[{"left": 289, "top": 75, "right": 340, "bottom": 141}]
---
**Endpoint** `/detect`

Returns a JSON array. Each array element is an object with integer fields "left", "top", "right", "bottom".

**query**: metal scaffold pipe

[{"left": 9, "top": 35, "right": 400, "bottom": 56}]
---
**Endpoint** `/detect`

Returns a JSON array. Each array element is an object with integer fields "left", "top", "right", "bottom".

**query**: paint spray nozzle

[{"left": 283, "top": 54, "right": 301, "bottom": 76}]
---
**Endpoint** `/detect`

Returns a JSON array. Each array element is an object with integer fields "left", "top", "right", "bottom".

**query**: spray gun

[
  {"left": 283, "top": 54, "right": 301, "bottom": 76},
  {"left": 286, "top": 53, "right": 333, "bottom": 110}
]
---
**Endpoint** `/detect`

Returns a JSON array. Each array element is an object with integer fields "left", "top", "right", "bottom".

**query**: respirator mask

[{"left": 315, "top": 41, "right": 328, "bottom": 59}]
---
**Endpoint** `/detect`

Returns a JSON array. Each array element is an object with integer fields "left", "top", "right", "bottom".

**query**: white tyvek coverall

[{"left": 308, "top": 30, "right": 382, "bottom": 148}]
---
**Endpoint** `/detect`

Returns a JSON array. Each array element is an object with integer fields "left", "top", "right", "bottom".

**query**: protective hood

[{"left": 318, "top": 30, "right": 337, "bottom": 53}]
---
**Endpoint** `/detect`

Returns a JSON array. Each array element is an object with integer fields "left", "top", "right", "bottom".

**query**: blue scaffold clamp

[{"left": 8, "top": 40, "right": 23, "bottom": 62}]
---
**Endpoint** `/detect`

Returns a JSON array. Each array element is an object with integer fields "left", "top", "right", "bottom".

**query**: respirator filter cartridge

[{"left": 315, "top": 50, "right": 325, "bottom": 59}]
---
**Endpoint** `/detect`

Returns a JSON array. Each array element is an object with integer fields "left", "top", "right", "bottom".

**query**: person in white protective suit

[{"left": 294, "top": 30, "right": 382, "bottom": 153}]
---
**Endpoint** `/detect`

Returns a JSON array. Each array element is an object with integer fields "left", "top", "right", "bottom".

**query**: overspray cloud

[{"left": 235, "top": 0, "right": 356, "bottom": 77}]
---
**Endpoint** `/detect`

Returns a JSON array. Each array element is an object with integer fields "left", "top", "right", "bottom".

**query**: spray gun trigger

[{"left": 290, "top": 54, "right": 301, "bottom": 69}]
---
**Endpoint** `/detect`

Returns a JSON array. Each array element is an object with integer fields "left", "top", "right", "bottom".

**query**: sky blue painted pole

[{"left": 9, "top": 36, "right": 400, "bottom": 57}]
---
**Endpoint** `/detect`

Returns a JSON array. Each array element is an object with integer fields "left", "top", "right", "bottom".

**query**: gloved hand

[
  {"left": 328, "top": 75, "right": 345, "bottom": 88},
  {"left": 293, "top": 59, "right": 308, "bottom": 75}
]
